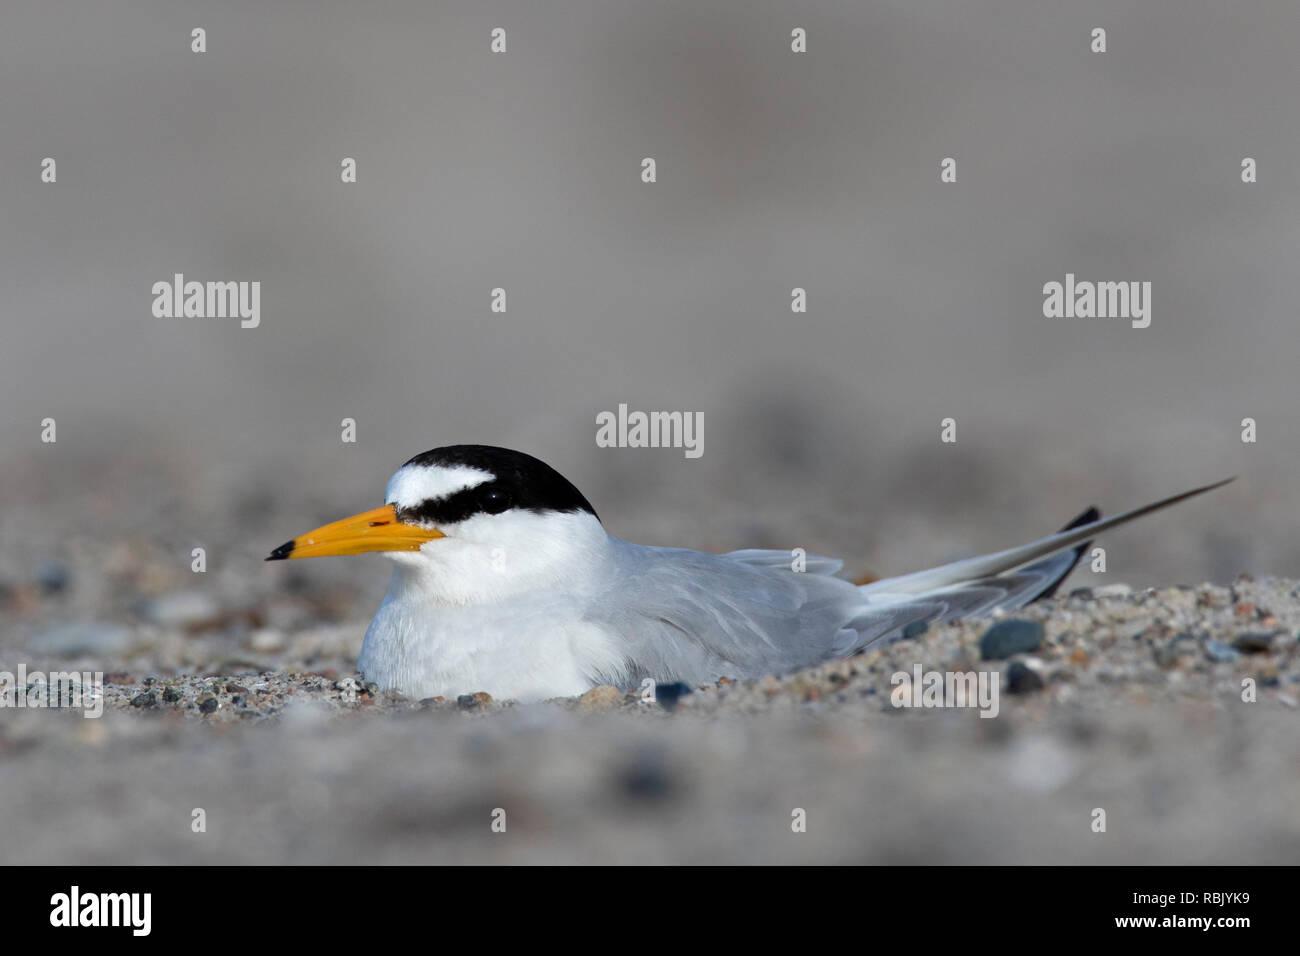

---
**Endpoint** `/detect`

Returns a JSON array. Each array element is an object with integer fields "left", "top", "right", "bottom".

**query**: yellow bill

[{"left": 266, "top": 504, "right": 444, "bottom": 560}]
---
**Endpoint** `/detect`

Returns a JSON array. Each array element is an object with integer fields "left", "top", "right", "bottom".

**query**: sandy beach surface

[{"left": 3, "top": 482, "right": 1296, "bottom": 864}]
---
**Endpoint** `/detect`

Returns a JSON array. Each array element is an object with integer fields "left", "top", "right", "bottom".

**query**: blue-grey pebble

[
  {"left": 980, "top": 620, "right": 1045, "bottom": 660},
  {"left": 1204, "top": 640, "right": 1240, "bottom": 662}
]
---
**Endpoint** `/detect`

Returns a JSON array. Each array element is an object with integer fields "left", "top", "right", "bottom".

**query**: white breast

[
  {"left": 356, "top": 510, "right": 630, "bottom": 702},
  {"left": 357, "top": 585, "right": 627, "bottom": 702}
]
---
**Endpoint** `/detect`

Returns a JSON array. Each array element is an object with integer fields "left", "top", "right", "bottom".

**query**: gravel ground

[{"left": 3, "top": 566, "right": 1297, "bottom": 864}]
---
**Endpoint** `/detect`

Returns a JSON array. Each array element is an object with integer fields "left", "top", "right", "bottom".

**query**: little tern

[{"left": 267, "top": 445, "right": 1231, "bottom": 702}]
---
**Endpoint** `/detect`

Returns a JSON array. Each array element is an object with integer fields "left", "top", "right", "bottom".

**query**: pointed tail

[{"left": 860, "top": 477, "right": 1233, "bottom": 598}]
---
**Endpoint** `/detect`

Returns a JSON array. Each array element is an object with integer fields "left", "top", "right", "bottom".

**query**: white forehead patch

[{"left": 384, "top": 463, "right": 494, "bottom": 508}]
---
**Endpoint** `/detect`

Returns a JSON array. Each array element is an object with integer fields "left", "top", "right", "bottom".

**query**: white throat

[
  {"left": 382, "top": 509, "right": 610, "bottom": 606},
  {"left": 356, "top": 510, "right": 622, "bottom": 701}
]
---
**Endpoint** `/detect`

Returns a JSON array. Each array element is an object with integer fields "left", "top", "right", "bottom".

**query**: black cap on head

[{"left": 397, "top": 445, "right": 599, "bottom": 525}]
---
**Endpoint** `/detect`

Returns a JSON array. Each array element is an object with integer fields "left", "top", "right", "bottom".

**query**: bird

[{"left": 266, "top": 444, "right": 1231, "bottom": 703}]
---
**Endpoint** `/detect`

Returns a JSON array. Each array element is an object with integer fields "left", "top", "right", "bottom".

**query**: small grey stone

[
  {"left": 980, "top": 620, "right": 1045, "bottom": 660},
  {"left": 901, "top": 619, "right": 929, "bottom": 640},
  {"left": 142, "top": 591, "right": 219, "bottom": 627},
  {"left": 35, "top": 562, "right": 70, "bottom": 595},
  {"left": 1204, "top": 640, "right": 1240, "bottom": 663},
  {"left": 162, "top": 686, "right": 183, "bottom": 703},
  {"left": 198, "top": 695, "right": 220, "bottom": 715},
  {"left": 1068, "top": 587, "right": 1094, "bottom": 601},
  {"left": 1005, "top": 661, "right": 1045, "bottom": 694},
  {"left": 131, "top": 691, "right": 158, "bottom": 708},
  {"left": 457, "top": 694, "right": 479, "bottom": 710}
]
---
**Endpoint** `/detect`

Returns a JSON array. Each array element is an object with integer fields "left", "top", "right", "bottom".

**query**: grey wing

[
  {"left": 586, "top": 543, "right": 1086, "bottom": 685},
  {"left": 723, "top": 548, "right": 845, "bottom": 577},
  {"left": 722, "top": 541, "right": 1085, "bottom": 656},
  {"left": 587, "top": 544, "right": 867, "bottom": 685},
  {"left": 583, "top": 481, "right": 1231, "bottom": 685}
]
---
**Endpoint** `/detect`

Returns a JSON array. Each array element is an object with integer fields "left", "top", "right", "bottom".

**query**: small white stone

[
  {"left": 144, "top": 591, "right": 219, "bottom": 626},
  {"left": 1093, "top": 583, "right": 1133, "bottom": 599},
  {"left": 249, "top": 628, "right": 286, "bottom": 652}
]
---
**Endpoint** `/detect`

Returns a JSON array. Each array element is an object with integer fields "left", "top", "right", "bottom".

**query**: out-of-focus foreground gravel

[{"left": 3, "top": 546, "right": 1298, "bottom": 863}]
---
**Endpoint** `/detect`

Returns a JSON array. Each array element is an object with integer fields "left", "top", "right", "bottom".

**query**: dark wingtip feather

[
  {"left": 1060, "top": 506, "right": 1100, "bottom": 533},
  {"left": 1031, "top": 505, "right": 1100, "bottom": 601}
]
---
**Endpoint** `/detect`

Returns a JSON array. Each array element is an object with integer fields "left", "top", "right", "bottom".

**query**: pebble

[
  {"left": 248, "top": 629, "right": 286, "bottom": 652},
  {"left": 901, "top": 619, "right": 929, "bottom": 640},
  {"left": 1198, "top": 587, "right": 1232, "bottom": 608},
  {"left": 130, "top": 691, "right": 158, "bottom": 708},
  {"left": 1093, "top": 583, "right": 1134, "bottom": 599},
  {"left": 197, "top": 694, "right": 219, "bottom": 715},
  {"left": 35, "top": 562, "right": 70, "bottom": 595},
  {"left": 1005, "top": 661, "right": 1045, "bottom": 694},
  {"left": 334, "top": 676, "right": 362, "bottom": 694},
  {"left": 577, "top": 685, "right": 624, "bottom": 712},
  {"left": 162, "top": 687, "right": 183, "bottom": 703},
  {"left": 980, "top": 620, "right": 1045, "bottom": 660},
  {"left": 1233, "top": 633, "right": 1276, "bottom": 654},
  {"left": 654, "top": 681, "right": 693, "bottom": 710},
  {"left": 1204, "top": 640, "right": 1240, "bottom": 663}
]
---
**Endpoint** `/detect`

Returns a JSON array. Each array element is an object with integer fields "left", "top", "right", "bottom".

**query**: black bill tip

[{"left": 265, "top": 540, "right": 296, "bottom": 561}]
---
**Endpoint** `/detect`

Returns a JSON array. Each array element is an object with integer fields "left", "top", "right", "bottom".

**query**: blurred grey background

[{"left": 2, "top": 0, "right": 1297, "bottom": 602}]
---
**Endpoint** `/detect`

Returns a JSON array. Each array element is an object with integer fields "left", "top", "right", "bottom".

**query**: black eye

[{"left": 480, "top": 488, "right": 511, "bottom": 514}]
